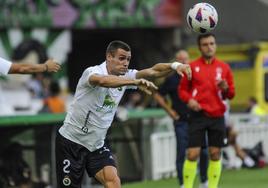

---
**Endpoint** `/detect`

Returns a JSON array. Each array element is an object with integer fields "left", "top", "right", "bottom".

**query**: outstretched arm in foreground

[
  {"left": 89, "top": 74, "right": 158, "bottom": 95},
  {"left": 136, "top": 62, "right": 191, "bottom": 80},
  {"left": 9, "top": 59, "right": 61, "bottom": 74}
]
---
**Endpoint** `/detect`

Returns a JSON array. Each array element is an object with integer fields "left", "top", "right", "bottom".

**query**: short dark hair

[
  {"left": 197, "top": 33, "right": 216, "bottom": 46},
  {"left": 106, "top": 40, "right": 131, "bottom": 56}
]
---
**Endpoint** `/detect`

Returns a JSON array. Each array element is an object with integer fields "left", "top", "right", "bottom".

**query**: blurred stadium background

[{"left": 0, "top": 0, "right": 268, "bottom": 188}]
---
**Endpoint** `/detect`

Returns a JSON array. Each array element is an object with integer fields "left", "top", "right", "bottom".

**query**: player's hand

[
  {"left": 187, "top": 99, "right": 201, "bottom": 111},
  {"left": 217, "top": 79, "right": 229, "bottom": 91},
  {"left": 176, "top": 64, "right": 192, "bottom": 80},
  {"left": 135, "top": 78, "right": 158, "bottom": 95},
  {"left": 44, "top": 59, "right": 61, "bottom": 72},
  {"left": 169, "top": 109, "right": 180, "bottom": 120}
]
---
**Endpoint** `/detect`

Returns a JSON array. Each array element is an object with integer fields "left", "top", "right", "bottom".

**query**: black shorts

[
  {"left": 56, "top": 132, "right": 116, "bottom": 188},
  {"left": 187, "top": 111, "right": 227, "bottom": 148}
]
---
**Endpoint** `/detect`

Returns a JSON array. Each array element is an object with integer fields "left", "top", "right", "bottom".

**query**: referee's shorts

[{"left": 187, "top": 111, "right": 227, "bottom": 148}]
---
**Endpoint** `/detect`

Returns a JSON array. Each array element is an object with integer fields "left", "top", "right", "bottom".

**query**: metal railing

[{"left": 149, "top": 114, "right": 268, "bottom": 180}]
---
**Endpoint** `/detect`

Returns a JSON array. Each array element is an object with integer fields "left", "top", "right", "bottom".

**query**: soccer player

[
  {"left": 154, "top": 50, "right": 208, "bottom": 188},
  {"left": 179, "top": 33, "right": 235, "bottom": 188},
  {"left": 0, "top": 58, "right": 60, "bottom": 75},
  {"left": 56, "top": 40, "right": 191, "bottom": 188}
]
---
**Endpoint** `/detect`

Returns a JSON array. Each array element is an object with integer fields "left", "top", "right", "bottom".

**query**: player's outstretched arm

[
  {"left": 136, "top": 78, "right": 158, "bottom": 95},
  {"left": 89, "top": 74, "right": 158, "bottom": 95},
  {"left": 136, "top": 62, "right": 191, "bottom": 80},
  {"left": 8, "top": 59, "right": 61, "bottom": 74}
]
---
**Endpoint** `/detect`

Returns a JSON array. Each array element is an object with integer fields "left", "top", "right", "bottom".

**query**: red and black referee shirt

[{"left": 178, "top": 57, "right": 235, "bottom": 117}]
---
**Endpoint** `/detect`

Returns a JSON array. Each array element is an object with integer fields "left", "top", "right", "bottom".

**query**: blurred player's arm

[
  {"left": 136, "top": 62, "right": 191, "bottom": 80},
  {"left": 89, "top": 74, "right": 158, "bottom": 95},
  {"left": 9, "top": 59, "right": 61, "bottom": 74},
  {"left": 153, "top": 92, "right": 179, "bottom": 120}
]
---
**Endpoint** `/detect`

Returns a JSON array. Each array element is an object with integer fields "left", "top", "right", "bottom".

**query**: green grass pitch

[{"left": 122, "top": 167, "right": 268, "bottom": 188}]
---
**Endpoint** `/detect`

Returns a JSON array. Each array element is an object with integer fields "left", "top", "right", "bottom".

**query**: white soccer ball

[{"left": 187, "top": 3, "right": 218, "bottom": 33}]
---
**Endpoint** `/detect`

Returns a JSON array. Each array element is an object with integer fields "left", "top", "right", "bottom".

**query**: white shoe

[
  {"left": 180, "top": 185, "right": 184, "bottom": 188},
  {"left": 199, "top": 181, "right": 208, "bottom": 188},
  {"left": 244, "top": 156, "right": 255, "bottom": 167}
]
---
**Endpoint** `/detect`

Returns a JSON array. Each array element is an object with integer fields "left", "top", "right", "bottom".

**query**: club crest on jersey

[
  {"left": 216, "top": 67, "right": 222, "bottom": 80},
  {"left": 216, "top": 67, "right": 222, "bottom": 74},
  {"left": 103, "top": 95, "right": 116, "bottom": 107},
  {"left": 195, "top": 67, "right": 200, "bottom": 72},
  {"left": 63, "top": 176, "right": 71, "bottom": 186},
  {"left": 96, "top": 94, "right": 116, "bottom": 112}
]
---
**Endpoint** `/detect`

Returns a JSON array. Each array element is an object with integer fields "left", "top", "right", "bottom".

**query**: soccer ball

[{"left": 187, "top": 3, "right": 218, "bottom": 33}]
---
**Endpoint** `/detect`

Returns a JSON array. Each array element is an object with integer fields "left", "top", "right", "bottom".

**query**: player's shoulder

[
  {"left": 84, "top": 63, "right": 104, "bottom": 74},
  {"left": 125, "top": 69, "right": 137, "bottom": 75},
  {"left": 124, "top": 69, "right": 138, "bottom": 79}
]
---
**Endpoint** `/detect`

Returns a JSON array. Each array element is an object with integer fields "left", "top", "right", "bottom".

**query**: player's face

[
  {"left": 107, "top": 48, "right": 131, "bottom": 75},
  {"left": 199, "top": 36, "right": 217, "bottom": 59}
]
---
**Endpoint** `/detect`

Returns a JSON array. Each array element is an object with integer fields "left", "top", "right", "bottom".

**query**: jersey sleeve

[
  {"left": 125, "top": 69, "right": 138, "bottom": 89},
  {"left": 125, "top": 69, "right": 138, "bottom": 79},
  {"left": 0, "top": 57, "right": 12, "bottom": 76},
  {"left": 81, "top": 66, "right": 103, "bottom": 88}
]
